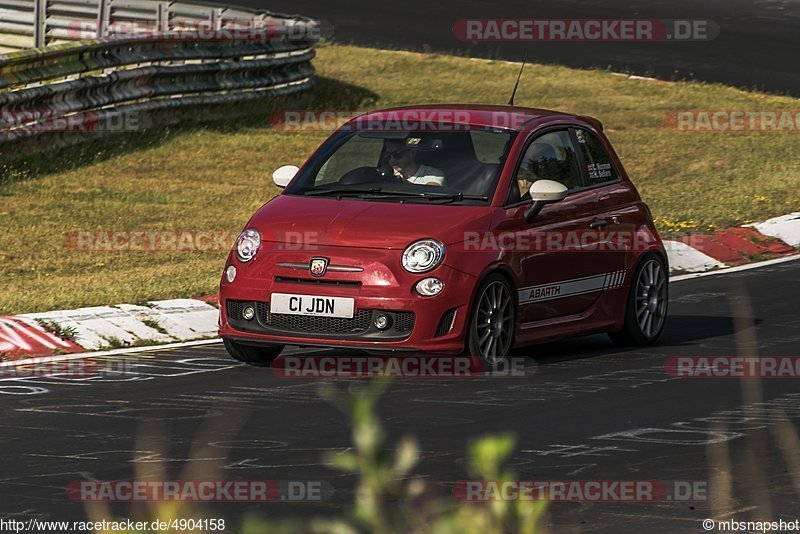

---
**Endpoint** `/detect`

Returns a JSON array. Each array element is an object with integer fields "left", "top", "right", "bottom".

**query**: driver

[{"left": 384, "top": 139, "right": 446, "bottom": 186}]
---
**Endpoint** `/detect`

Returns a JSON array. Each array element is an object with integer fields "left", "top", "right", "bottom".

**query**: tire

[
  {"left": 609, "top": 253, "right": 668, "bottom": 346},
  {"left": 466, "top": 273, "right": 516, "bottom": 369},
  {"left": 223, "top": 338, "right": 284, "bottom": 365}
]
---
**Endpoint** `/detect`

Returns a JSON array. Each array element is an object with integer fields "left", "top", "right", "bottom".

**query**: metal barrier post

[
  {"left": 97, "top": 0, "right": 108, "bottom": 37},
  {"left": 33, "top": 0, "right": 46, "bottom": 47}
]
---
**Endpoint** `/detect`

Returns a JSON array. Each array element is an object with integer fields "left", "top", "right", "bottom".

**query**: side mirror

[
  {"left": 524, "top": 179, "right": 568, "bottom": 223},
  {"left": 272, "top": 165, "right": 299, "bottom": 188}
]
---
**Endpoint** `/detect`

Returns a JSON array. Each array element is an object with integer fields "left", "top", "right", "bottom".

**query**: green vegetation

[
  {"left": 1, "top": 44, "right": 799, "bottom": 313},
  {"left": 97, "top": 335, "right": 164, "bottom": 350},
  {"left": 92, "top": 380, "right": 546, "bottom": 533},
  {"left": 141, "top": 317, "right": 169, "bottom": 336},
  {"left": 37, "top": 319, "right": 78, "bottom": 341}
]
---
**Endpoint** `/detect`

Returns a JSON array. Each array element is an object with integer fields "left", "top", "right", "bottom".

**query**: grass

[
  {"left": 1, "top": 43, "right": 799, "bottom": 314},
  {"left": 97, "top": 335, "right": 165, "bottom": 350},
  {"left": 37, "top": 319, "right": 78, "bottom": 341},
  {"left": 141, "top": 317, "right": 169, "bottom": 336}
]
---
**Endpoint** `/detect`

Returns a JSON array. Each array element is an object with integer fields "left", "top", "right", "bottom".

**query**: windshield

[{"left": 283, "top": 127, "right": 516, "bottom": 205}]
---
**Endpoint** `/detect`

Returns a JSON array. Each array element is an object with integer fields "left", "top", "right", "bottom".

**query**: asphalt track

[
  {"left": 237, "top": 0, "right": 800, "bottom": 96},
  {"left": 1, "top": 258, "right": 799, "bottom": 530}
]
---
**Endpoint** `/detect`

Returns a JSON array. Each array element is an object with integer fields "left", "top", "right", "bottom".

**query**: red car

[{"left": 218, "top": 104, "right": 668, "bottom": 367}]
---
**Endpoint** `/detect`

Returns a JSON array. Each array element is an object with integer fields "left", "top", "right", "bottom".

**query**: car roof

[{"left": 346, "top": 104, "right": 600, "bottom": 132}]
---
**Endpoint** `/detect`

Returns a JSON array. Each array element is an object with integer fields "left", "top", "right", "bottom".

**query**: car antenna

[{"left": 507, "top": 50, "right": 528, "bottom": 106}]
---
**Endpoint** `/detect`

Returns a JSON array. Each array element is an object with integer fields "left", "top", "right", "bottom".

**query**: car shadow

[
  {"left": 659, "top": 314, "right": 762, "bottom": 345},
  {"left": 511, "top": 314, "right": 760, "bottom": 366},
  {"left": 236, "top": 314, "right": 759, "bottom": 370}
]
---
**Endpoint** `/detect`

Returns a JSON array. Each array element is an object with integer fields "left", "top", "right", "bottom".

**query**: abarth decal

[{"left": 518, "top": 270, "right": 625, "bottom": 304}]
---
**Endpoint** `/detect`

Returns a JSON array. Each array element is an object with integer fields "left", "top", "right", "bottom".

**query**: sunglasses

[{"left": 386, "top": 148, "right": 410, "bottom": 159}]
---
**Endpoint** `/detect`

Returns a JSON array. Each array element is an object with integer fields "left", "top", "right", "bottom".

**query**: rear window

[{"left": 575, "top": 128, "right": 619, "bottom": 184}]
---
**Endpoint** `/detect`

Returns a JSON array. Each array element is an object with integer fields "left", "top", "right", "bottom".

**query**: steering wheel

[
  {"left": 376, "top": 163, "right": 403, "bottom": 183},
  {"left": 338, "top": 166, "right": 380, "bottom": 185},
  {"left": 337, "top": 165, "right": 404, "bottom": 185}
]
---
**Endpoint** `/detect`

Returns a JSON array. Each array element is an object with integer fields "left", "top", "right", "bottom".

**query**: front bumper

[{"left": 218, "top": 243, "right": 477, "bottom": 353}]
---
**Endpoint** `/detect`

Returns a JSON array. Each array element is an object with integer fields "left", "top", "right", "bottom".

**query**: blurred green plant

[
  {"left": 245, "top": 380, "right": 546, "bottom": 533},
  {"left": 87, "top": 380, "right": 546, "bottom": 533}
]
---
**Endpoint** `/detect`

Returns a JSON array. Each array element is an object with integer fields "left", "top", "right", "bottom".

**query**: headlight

[
  {"left": 402, "top": 239, "right": 445, "bottom": 273},
  {"left": 235, "top": 228, "right": 261, "bottom": 263}
]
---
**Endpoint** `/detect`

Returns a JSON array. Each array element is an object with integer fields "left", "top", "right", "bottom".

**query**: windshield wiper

[
  {"left": 304, "top": 188, "right": 431, "bottom": 199},
  {"left": 304, "top": 188, "right": 488, "bottom": 203},
  {"left": 304, "top": 188, "right": 384, "bottom": 197},
  {"left": 422, "top": 192, "right": 489, "bottom": 203}
]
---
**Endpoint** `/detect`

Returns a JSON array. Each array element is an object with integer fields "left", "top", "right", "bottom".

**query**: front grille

[
  {"left": 228, "top": 300, "right": 414, "bottom": 340},
  {"left": 256, "top": 301, "right": 270, "bottom": 324},
  {"left": 257, "top": 302, "right": 372, "bottom": 334},
  {"left": 394, "top": 311, "right": 415, "bottom": 333},
  {"left": 227, "top": 300, "right": 244, "bottom": 321},
  {"left": 434, "top": 308, "right": 457, "bottom": 337}
]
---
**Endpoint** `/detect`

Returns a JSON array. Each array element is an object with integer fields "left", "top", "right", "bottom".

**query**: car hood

[{"left": 250, "top": 194, "right": 492, "bottom": 249}]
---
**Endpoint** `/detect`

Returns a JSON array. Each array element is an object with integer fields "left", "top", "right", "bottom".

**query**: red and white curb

[
  {"left": 1, "top": 213, "right": 798, "bottom": 360},
  {"left": 1, "top": 299, "right": 219, "bottom": 360},
  {"left": 747, "top": 212, "right": 800, "bottom": 247},
  {"left": 664, "top": 212, "right": 799, "bottom": 273},
  {"left": 663, "top": 241, "right": 726, "bottom": 273}
]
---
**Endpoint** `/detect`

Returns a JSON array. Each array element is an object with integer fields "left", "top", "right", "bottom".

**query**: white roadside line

[{"left": 2, "top": 253, "right": 799, "bottom": 370}]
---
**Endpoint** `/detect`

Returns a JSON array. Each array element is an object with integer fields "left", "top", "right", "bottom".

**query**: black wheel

[
  {"left": 466, "top": 273, "right": 516, "bottom": 368},
  {"left": 223, "top": 338, "right": 284, "bottom": 365},
  {"left": 609, "top": 253, "right": 668, "bottom": 346}
]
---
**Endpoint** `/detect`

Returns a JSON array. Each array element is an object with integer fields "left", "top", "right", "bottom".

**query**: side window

[
  {"left": 507, "top": 130, "right": 583, "bottom": 204},
  {"left": 575, "top": 128, "right": 619, "bottom": 185}
]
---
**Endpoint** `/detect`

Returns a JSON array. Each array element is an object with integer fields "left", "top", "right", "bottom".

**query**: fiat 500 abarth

[{"left": 219, "top": 104, "right": 668, "bottom": 367}]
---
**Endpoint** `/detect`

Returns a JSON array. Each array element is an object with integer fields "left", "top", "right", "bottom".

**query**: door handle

[{"left": 589, "top": 219, "right": 608, "bottom": 229}]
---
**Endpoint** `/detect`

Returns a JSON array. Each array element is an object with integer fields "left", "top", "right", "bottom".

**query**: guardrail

[
  {"left": 0, "top": 0, "right": 308, "bottom": 51},
  {"left": 0, "top": 2, "right": 321, "bottom": 155}
]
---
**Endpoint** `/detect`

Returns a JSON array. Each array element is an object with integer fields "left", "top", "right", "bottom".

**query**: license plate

[{"left": 270, "top": 293, "right": 355, "bottom": 318}]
